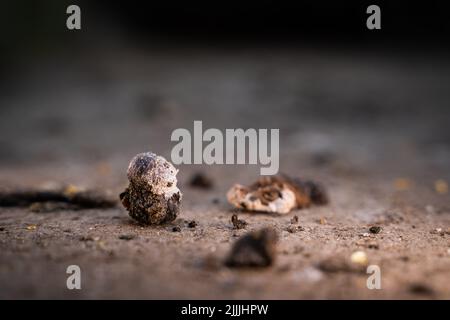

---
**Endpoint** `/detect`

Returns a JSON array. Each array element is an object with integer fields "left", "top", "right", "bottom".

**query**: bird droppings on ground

[
  {"left": 120, "top": 152, "right": 182, "bottom": 225},
  {"left": 226, "top": 175, "right": 328, "bottom": 214},
  {"left": 225, "top": 228, "right": 278, "bottom": 268},
  {"left": 231, "top": 214, "right": 247, "bottom": 229},
  {"left": 189, "top": 172, "right": 214, "bottom": 189}
]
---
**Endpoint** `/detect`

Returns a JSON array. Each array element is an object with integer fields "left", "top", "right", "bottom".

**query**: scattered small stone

[
  {"left": 187, "top": 220, "right": 197, "bottom": 228},
  {"left": 367, "top": 241, "right": 379, "bottom": 249},
  {"left": 231, "top": 214, "right": 247, "bottom": 229},
  {"left": 356, "top": 239, "right": 379, "bottom": 249},
  {"left": 369, "top": 226, "right": 382, "bottom": 234},
  {"left": 225, "top": 228, "right": 278, "bottom": 268},
  {"left": 120, "top": 152, "right": 182, "bottom": 225},
  {"left": 318, "top": 217, "right": 327, "bottom": 225},
  {"left": 350, "top": 251, "right": 368, "bottom": 266},
  {"left": 172, "top": 226, "right": 181, "bottom": 232},
  {"left": 286, "top": 225, "right": 304, "bottom": 233},
  {"left": 431, "top": 228, "right": 445, "bottom": 236},
  {"left": 189, "top": 172, "right": 214, "bottom": 189},
  {"left": 118, "top": 234, "right": 136, "bottom": 240},
  {"left": 290, "top": 215, "right": 299, "bottom": 224}
]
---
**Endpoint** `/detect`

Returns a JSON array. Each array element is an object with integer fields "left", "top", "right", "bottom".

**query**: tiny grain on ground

[{"left": 0, "top": 46, "right": 449, "bottom": 299}]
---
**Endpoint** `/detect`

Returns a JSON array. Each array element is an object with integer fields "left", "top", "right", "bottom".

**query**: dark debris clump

[{"left": 225, "top": 228, "right": 278, "bottom": 268}]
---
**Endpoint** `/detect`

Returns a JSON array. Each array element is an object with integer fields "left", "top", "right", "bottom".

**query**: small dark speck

[
  {"left": 188, "top": 220, "right": 197, "bottom": 228},
  {"left": 409, "top": 283, "right": 434, "bottom": 295},
  {"left": 369, "top": 226, "right": 382, "bottom": 234},
  {"left": 119, "top": 234, "right": 136, "bottom": 240},
  {"left": 0, "top": 227, "right": 5, "bottom": 231},
  {"left": 172, "top": 226, "right": 181, "bottom": 232}
]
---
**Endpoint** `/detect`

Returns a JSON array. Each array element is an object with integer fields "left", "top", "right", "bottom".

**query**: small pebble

[
  {"left": 231, "top": 214, "right": 247, "bottom": 230},
  {"left": 187, "top": 220, "right": 197, "bottom": 228},
  {"left": 172, "top": 226, "right": 181, "bottom": 232},
  {"left": 350, "top": 251, "right": 368, "bottom": 266},
  {"left": 369, "top": 226, "right": 382, "bottom": 234}
]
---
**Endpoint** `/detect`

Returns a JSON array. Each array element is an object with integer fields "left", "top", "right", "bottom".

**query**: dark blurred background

[{"left": 0, "top": 1, "right": 449, "bottom": 181}]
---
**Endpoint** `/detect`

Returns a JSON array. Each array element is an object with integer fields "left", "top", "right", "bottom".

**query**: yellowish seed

[
  {"left": 434, "top": 179, "right": 448, "bottom": 194},
  {"left": 350, "top": 251, "right": 368, "bottom": 266},
  {"left": 26, "top": 225, "right": 37, "bottom": 231}
]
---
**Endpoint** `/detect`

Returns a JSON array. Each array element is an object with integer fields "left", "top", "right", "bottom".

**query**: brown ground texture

[{"left": 0, "top": 46, "right": 449, "bottom": 299}]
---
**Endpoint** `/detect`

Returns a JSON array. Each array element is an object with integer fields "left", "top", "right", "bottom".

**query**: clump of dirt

[
  {"left": 225, "top": 228, "right": 278, "bottom": 268},
  {"left": 118, "top": 234, "right": 136, "bottom": 240},
  {"left": 226, "top": 175, "right": 328, "bottom": 214},
  {"left": 120, "top": 152, "right": 182, "bottom": 225},
  {"left": 189, "top": 172, "right": 214, "bottom": 189},
  {"left": 369, "top": 226, "right": 382, "bottom": 234},
  {"left": 231, "top": 214, "right": 247, "bottom": 229},
  {"left": 286, "top": 225, "right": 304, "bottom": 233},
  {"left": 409, "top": 283, "right": 435, "bottom": 296},
  {"left": 187, "top": 220, "right": 197, "bottom": 228},
  {"left": 0, "top": 185, "right": 117, "bottom": 209}
]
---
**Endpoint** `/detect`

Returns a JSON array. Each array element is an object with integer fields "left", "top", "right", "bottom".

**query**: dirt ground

[{"left": 0, "top": 45, "right": 449, "bottom": 299}]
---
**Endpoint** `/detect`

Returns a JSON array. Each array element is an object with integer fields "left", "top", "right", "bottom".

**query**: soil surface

[{"left": 1, "top": 45, "right": 449, "bottom": 299}]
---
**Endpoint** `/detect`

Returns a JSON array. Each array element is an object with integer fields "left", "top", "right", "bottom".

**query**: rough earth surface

[{"left": 0, "top": 45, "right": 449, "bottom": 299}]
